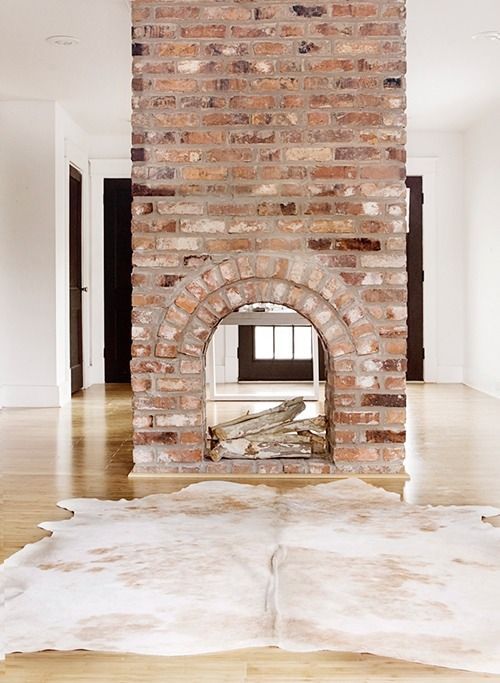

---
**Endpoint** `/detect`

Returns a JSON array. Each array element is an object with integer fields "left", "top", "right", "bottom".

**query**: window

[
  {"left": 238, "top": 325, "right": 325, "bottom": 381},
  {"left": 254, "top": 326, "right": 312, "bottom": 361}
]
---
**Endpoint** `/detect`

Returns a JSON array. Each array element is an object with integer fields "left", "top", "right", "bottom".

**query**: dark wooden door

[
  {"left": 406, "top": 176, "right": 424, "bottom": 381},
  {"left": 238, "top": 326, "right": 326, "bottom": 381},
  {"left": 104, "top": 179, "right": 132, "bottom": 383},
  {"left": 69, "top": 166, "right": 83, "bottom": 394}
]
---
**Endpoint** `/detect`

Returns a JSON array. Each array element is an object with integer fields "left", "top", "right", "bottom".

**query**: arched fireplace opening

[
  {"left": 130, "top": 255, "right": 405, "bottom": 476},
  {"left": 205, "top": 300, "right": 329, "bottom": 475}
]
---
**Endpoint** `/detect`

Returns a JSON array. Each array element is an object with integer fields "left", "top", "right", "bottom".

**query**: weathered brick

[
  {"left": 131, "top": 0, "right": 407, "bottom": 476},
  {"left": 168, "top": 448, "right": 203, "bottom": 463},
  {"left": 134, "top": 432, "right": 177, "bottom": 446},
  {"left": 334, "top": 447, "right": 379, "bottom": 462},
  {"left": 366, "top": 430, "right": 406, "bottom": 443},
  {"left": 331, "top": 4, "right": 378, "bottom": 18},
  {"left": 361, "top": 394, "right": 406, "bottom": 408},
  {"left": 181, "top": 25, "right": 226, "bottom": 39},
  {"left": 180, "top": 218, "right": 225, "bottom": 233},
  {"left": 206, "top": 238, "right": 251, "bottom": 251},
  {"left": 155, "top": 343, "right": 177, "bottom": 358}
]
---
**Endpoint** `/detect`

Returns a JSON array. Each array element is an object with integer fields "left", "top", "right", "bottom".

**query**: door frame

[
  {"left": 103, "top": 178, "right": 133, "bottom": 383},
  {"left": 407, "top": 158, "right": 438, "bottom": 383},
  {"left": 88, "top": 159, "right": 132, "bottom": 386},
  {"left": 63, "top": 140, "right": 89, "bottom": 401},
  {"left": 69, "top": 164, "right": 84, "bottom": 393},
  {"left": 405, "top": 176, "right": 424, "bottom": 381}
]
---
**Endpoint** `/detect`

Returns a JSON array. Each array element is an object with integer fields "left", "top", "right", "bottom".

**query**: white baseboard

[
  {"left": 463, "top": 371, "right": 500, "bottom": 400},
  {"left": 0, "top": 383, "right": 70, "bottom": 407},
  {"left": 84, "top": 362, "right": 105, "bottom": 388}
]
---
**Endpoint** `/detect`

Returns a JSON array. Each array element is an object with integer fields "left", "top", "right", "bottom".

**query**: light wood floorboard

[{"left": 1, "top": 383, "right": 500, "bottom": 682}]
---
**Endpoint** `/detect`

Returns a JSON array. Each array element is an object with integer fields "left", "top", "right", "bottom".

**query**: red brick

[
  {"left": 206, "top": 238, "right": 251, "bottom": 251},
  {"left": 180, "top": 395, "right": 202, "bottom": 410},
  {"left": 254, "top": 42, "right": 289, "bottom": 55},
  {"left": 154, "top": 343, "right": 176, "bottom": 358},
  {"left": 366, "top": 430, "right": 406, "bottom": 443},
  {"left": 181, "top": 25, "right": 226, "bottom": 39},
  {"left": 179, "top": 431, "right": 204, "bottom": 446},
  {"left": 134, "top": 432, "right": 177, "bottom": 446},
  {"left": 311, "top": 166, "right": 357, "bottom": 180},
  {"left": 331, "top": 4, "right": 378, "bottom": 18},
  {"left": 334, "top": 447, "right": 379, "bottom": 462},
  {"left": 334, "top": 411, "right": 380, "bottom": 425},
  {"left": 169, "top": 449, "right": 203, "bottom": 463},
  {"left": 361, "top": 394, "right": 406, "bottom": 408},
  {"left": 131, "top": 0, "right": 407, "bottom": 475}
]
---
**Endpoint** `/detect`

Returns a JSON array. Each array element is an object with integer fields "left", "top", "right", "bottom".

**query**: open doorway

[
  {"left": 103, "top": 178, "right": 132, "bottom": 383},
  {"left": 69, "top": 165, "right": 83, "bottom": 394},
  {"left": 406, "top": 176, "right": 424, "bottom": 381}
]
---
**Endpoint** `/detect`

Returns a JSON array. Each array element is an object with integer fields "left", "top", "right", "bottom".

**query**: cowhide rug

[{"left": 3, "top": 479, "right": 500, "bottom": 674}]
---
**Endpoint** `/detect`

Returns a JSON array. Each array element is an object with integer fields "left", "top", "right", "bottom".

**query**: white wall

[
  {"left": 0, "top": 101, "right": 89, "bottom": 407},
  {"left": 89, "top": 134, "right": 130, "bottom": 160},
  {"left": 463, "top": 107, "right": 500, "bottom": 398},
  {"left": 0, "top": 102, "right": 59, "bottom": 406},
  {"left": 208, "top": 326, "right": 239, "bottom": 384},
  {"left": 407, "top": 130, "right": 465, "bottom": 382}
]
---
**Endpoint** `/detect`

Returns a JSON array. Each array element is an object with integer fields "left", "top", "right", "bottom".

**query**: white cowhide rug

[{"left": 3, "top": 479, "right": 500, "bottom": 674}]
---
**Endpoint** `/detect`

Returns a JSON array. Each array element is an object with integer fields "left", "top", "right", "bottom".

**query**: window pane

[
  {"left": 274, "top": 326, "right": 293, "bottom": 359},
  {"left": 254, "top": 327, "right": 274, "bottom": 359},
  {"left": 294, "top": 326, "right": 312, "bottom": 359}
]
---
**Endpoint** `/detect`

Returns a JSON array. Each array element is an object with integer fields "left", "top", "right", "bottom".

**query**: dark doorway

[
  {"left": 69, "top": 166, "right": 83, "bottom": 394},
  {"left": 238, "top": 325, "right": 326, "bottom": 381},
  {"left": 406, "top": 176, "right": 424, "bottom": 381},
  {"left": 104, "top": 179, "right": 132, "bottom": 382}
]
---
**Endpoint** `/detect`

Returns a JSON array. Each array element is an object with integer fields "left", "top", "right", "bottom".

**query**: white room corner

[{"left": 463, "top": 104, "right": 500, "bottom": 399}]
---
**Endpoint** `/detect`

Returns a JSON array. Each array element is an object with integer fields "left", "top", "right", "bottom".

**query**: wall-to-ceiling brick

[{"left": 130, "top": 0, "right": 407, "bottom": 475}]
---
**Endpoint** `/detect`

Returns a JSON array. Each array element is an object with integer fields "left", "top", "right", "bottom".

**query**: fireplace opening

[
  {"left": 205, "top": 302, "right": 330, "bottom": 474},
  {"left": 131, "top": 255, "right": 406, "bottom": 476},
  {"left": 207, "top": 303, "right": 326, "bottom": 398}
]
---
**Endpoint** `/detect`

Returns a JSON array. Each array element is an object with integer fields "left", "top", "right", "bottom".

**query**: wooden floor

[{"left": 2, "top": 383, "right": 500, "bottom": 682}]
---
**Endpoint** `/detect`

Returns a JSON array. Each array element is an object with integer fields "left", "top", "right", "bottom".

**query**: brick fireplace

[{"left": 130, "top": 0, "right": 407, "bottom": 476}]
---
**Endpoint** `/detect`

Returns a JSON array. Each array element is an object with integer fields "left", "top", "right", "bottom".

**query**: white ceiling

[
  {"left": 0, "top": 0, "right": 132, "bottom": 135},
  {"left": 406, "top": 0, "right": 500, "bottom": 130},
  {"left": 0, "top": 0, "right": 499, "bottom": 135}
]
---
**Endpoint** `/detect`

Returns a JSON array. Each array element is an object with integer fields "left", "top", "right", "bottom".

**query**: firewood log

[
  {"left": 245, "top": 432, "right": 313, "bottom": 444},
  {"left": 209, "top": 438, "right": 314, "bottom": 461},
  {"left": 261, "top": 416, "right": 326, "bottom": 435},
  {"left": 209, "top": 397, "right": 306, "bottom": 441}
]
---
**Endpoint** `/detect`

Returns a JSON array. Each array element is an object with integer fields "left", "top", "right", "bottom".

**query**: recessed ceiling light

[
  {"left": 472, "top": 30, "right": 500, "bottom": 42},
  {"left": 46, "top": 35, "right": 80, "bottom": 47}
]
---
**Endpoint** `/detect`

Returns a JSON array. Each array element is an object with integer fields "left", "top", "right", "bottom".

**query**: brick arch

[{"left": 157, "top": 254, "right": 379, "bottom": 360}]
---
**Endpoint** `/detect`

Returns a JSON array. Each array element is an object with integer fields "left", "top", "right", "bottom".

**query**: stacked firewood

[{"left": 208, "top": 397, "right": 326, "bottom": 461}]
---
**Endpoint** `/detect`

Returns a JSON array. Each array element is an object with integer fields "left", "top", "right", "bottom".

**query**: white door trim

[{"left": 87, "top": 159, "right": 131, "bottom": 386}]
